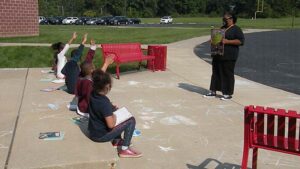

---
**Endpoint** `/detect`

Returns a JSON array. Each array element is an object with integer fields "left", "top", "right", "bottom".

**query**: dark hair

[
  {"left": 224, "top": 12, "right": 237, "bottom": 24},
  {"left": 80, "top": 61, "right": 94, "bottom": 77},
  {"left": 51, "top": 42, "right": 65, "bottom": 51},
  {"left": 92, "top": 69, "right": 112, "bottom": 93},
  {"left": 51, "top": 42, "right": 65, "bottom": 64}
]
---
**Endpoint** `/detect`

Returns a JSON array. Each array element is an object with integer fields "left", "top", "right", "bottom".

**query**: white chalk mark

[
  {"left": 150, "top": 111, "right": 165, "bottom": 114},
  {"left": 149, "top": 82, "right": 166, "bottom": 89},
  {"left": 39, "top": 114, "right": 62, "bottom": 120},
  {"left": 205, "top": 109, "right": 210, "bottom": 116},
  {"left": 141, "top": 107, "right": 153, "bottom": 112},
  {"left": 199, "top": 136, "right": 209, "bottom": 146},
  {"left": 48, "top": 103, "right": 59, "bottom": 110},
  {"left": 170, "top": 104, "right": 181, "bottom": 108},
  {"left": 217, "top": 151, "right": 225, "bottom": 161},
  {"left": 143, "top": 124, "right": 151, "bottom": 129},
  {"left": 131, "top": 99, "right": 144, "bottom": 103},
  {"left": 139, "top": 112, "right": 149, "bottom": 115},
  {"left": 0, "top": 131, "right": 13, "bottom": 137},
  {"left": 128, "top": 81, "right": 140, "bottom": 86},
  {"left": 226, "top": 118, "right": 233, "bottom": 122},
  {"left": 0, "top": 144, "right": 9, "bottom": 149},
  {"left": 147, "top": 135, "right": 162, "bottom": 141},
  {"left": 160, "top": 115, "right": 197, "bottom": 126},
  {"left": 158, "top": 146, "right": 175, "bottom": 152},
  {"left": 235, "top": 79, "right": 254, "bottom": 86},
  {"left": 139, "top": 116, "right": 156, "bottom": 121},
  {"left": 275, "top": 158, "right": 281, "bottom": 166}
]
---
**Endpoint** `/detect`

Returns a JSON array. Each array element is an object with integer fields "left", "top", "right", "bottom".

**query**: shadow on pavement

[
  {"left": 186, "top": 158, "right": 250, "bottom": 169},
  {"left": 178, "top": 83, "right": 209, "bottom": 95}
]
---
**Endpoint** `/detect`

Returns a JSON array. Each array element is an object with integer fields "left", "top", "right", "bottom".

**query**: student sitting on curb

[
  {"left": 61, "top": 33, "right": 88, "bottom": 94},
  {"left": 75, "top": 42, "right": 114, "bottom": 117},
  {"left": 51, "top": 32, "right": 77, "bottom": 82},
  {"left": 88, "top": 69, "right": 142, "bottom": 158}
]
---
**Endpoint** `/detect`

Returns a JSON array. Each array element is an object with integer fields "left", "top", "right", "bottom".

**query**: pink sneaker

[{"left": 118, "top": 148, "right": 142, "bottom": 158}]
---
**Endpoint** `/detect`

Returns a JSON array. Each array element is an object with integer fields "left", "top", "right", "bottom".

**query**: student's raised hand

[
  {"left": 101, "top": 54, "right": 115, "bottom": 72},
  {"left": 105, "top": 54, "right": 115, "bottom": 65},
  {"left": 82, "top": 33, "right": 88, "bottom": 44},
  {"left": 72, "top": 32, "right": 77, "bottom": 40}
]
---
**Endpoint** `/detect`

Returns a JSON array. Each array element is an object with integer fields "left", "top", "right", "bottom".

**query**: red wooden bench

[
  {"left": 101, "top": 43, "right": 155, "bottom": 79},
  {"left": 242, "top": 105, "right": 300, "bottom": 169}
]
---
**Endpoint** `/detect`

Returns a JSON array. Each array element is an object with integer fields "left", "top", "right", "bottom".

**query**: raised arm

[
  {"left": 72, "top": 33, "right": 88, "bottom": 62},
  {"left": 84, "top": 39, "right": 97, "bottom": 63},
  {"left": 101, "top": 54, "right": 115, "bottom": 72},
  {"left": 67, "top": 32, "right": 77, "bottom": 45}
]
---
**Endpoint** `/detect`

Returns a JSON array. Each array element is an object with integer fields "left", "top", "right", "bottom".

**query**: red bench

[
  {"left": 242, "top": 105, "right": 300, "bottom": 169},
  {"left": 101, "top": 43, "right": 155, "bottom": 79}
]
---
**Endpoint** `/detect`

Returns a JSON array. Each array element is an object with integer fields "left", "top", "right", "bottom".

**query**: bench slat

[
  {"left": 256, "top": 113, "right": 265, "bottom": 145},
  {"left": 288, "top": 111, "right": 297, "bottom": 151},
  {"left": 277, "top": 109, "right": 286, "bottom": 149},
  {"left": 267, "top": 108, "right": 275, "bottom": 147}
]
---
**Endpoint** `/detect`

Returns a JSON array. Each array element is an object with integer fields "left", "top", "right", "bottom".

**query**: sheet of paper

[{"left": 113, "top": 107, "right": 133, "bottom": 126}]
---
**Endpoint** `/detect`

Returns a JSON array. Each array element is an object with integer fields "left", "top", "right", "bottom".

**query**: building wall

[{"left": 0, "top": 0, "right": 39, "bottom": 37}]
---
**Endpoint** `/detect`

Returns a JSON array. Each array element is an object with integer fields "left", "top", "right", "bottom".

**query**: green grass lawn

[
  {"left": 0, "top": 46, "right": 147, "bottom": 74},
  {"left": 0, "top": 26, "right": 210, "bottom": 44}
]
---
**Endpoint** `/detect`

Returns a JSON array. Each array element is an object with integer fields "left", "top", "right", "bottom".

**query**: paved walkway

[{"left": 1, "top": 29, "right": 300, "bottom": 169}]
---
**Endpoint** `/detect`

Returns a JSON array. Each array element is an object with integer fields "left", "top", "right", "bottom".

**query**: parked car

[
  {"left": 109, "top": 16, "right": 129, "bottom": 25},
  {"left": 62, "top": 17, "right": 79, "bottom": 24},
  {"left": 75, "top": 18, "right": 84, "bottom": 25},
  {"left": 86, "top": 18, "right": 99, "bottom": 25},
  {"left": 39, "top": 16, "right": 48, "bottom": 24},
  {"left": 75, "top": 17, "right": 91, "bottom": 25},
  {"left": 160, "top": 16, "right": 173, "bottom": 24},
  {"left": 129, "top": 18, "right": 141, "bottom": 24},
  {"left": 96, "top": 16, "right": 113, "bottom": 25},
  {"left": 47, "top": 17, "right": 62, "bottom": 25}
]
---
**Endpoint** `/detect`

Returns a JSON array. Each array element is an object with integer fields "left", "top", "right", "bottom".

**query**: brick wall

[{"left": 0, "top": 0, "right": 39, "bottom": 37}]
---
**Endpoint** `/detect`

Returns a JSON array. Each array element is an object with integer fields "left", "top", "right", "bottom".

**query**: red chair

[{"left": 242, "top": 105, "right": 300, "bottom": 169}]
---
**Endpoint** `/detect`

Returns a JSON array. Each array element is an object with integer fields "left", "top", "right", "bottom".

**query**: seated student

[
  {"left": 51, "top": 32, "right": 77, "bottom": 80},
  {"left": 88, "top": 69, "right": 142, "bottom": 158},
  {"left": 61, "top": 33, "right": 88, "bottom": 94},
  {"left": 75, "top": 41, "right": 114, "bottom": 117}
]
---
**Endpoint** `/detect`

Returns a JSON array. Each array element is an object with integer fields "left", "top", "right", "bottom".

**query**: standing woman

[{"left": 204, "top": 12, "right": 245, "bottom": 100}]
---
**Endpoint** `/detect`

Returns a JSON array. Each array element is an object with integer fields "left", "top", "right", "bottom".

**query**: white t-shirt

[{"left": 56, "top": 44, "right": 69, "bottom": 79}]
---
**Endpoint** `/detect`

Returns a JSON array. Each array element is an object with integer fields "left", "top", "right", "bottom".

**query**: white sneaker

[
  {"left": 220, "top": 95, "right": 232, "bottom": 101},
  {"left": 52, "top": 79, "right": 65, "bottom": 84},
  {"left": 76, "top": 107, "right": 89, "bottom": 118}
]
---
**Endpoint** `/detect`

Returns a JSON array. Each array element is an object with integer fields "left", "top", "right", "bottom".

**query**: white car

[
  {"left": 62, "top": 17, "right": 79, "bottom": 24},
  {"left": 160, "top": 16, "right": 173, "bottom": 24},
  {"left": 38, "top": 16, "right": 46, "bottom": 23}
]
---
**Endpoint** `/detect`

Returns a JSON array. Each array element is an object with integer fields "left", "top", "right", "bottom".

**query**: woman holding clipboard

[{"left": 204, "top": 12, "right": 245, "bottom": 100}]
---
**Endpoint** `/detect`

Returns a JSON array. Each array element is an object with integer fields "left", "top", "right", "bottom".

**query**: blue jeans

[{"left": 90, "top": 117, "right": 136, "bottom": 147}]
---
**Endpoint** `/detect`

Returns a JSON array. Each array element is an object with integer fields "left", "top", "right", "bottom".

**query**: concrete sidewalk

[{"left": 1, "top": 29, "right": 300, "bottom": 169}]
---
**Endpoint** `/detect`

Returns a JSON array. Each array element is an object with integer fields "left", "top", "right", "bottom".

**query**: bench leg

[
  {"left": 252, "top": 147, "right": 258, "bottom": 169},
  {"left": 151, "top": 59, "right": 155, "bottom": 72},
  {"left": 116, "top": 64, "right": 120, "bottom": 79},
  {"left": 138, "top": 61, "right": 142, "bottom": 70},
  {"left": 241, "top": 144, "right": 250, "bottom": 169}
]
